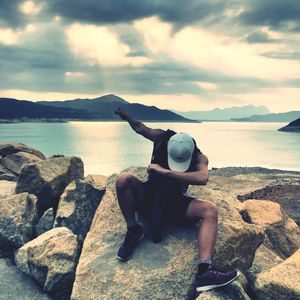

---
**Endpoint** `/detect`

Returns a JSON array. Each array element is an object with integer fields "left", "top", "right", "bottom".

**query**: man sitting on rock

[{"left": 115, "top": 108, "right": 238, "bottom": 292}]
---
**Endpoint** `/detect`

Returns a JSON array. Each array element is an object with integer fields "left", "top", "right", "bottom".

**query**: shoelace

[{"left": 195, "top": 266, "right": 222, "bottom": 279}]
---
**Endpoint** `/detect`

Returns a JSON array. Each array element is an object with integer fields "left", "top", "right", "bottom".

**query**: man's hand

[
  {"left": 147, "top": 163, "right": 167, "bottom": 175},
  {"left": 115, "top": 107, "right": 130, "bottom": 120}
]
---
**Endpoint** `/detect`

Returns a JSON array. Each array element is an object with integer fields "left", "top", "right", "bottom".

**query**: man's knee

[
  {"left": 190, "top": 200, "right": 218, "bottom": 220},
  {"left": 116, "top": 172, "right": 137, "bottom": 191},
  {"left": 203, "top": 202, "right": 218, "bottom": 220}
]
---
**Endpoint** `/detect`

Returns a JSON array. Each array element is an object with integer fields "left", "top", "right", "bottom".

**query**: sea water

[{"left": 0, "top": 121, "right": 299, "bottom": 176}]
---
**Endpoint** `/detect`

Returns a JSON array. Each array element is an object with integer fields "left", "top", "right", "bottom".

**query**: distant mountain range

[
  {"left": 2, "top": 94, "right": 298, "bottom": 123},
  {"left": 173, "top": 105, "right": 270, "bottom": 121},
  {"left": 232, "top": 111, "right": 300, "bottom": 122},
  {"left": 0, "top": 98, "right": 99, "bottom": 120},
  {"left": 0, "top": 94, "right": 195, "bottom": 122}
]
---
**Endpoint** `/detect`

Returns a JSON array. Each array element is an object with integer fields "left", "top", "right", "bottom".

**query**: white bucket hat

[{"left": 167, "top": 132, "right": 195, "bottom": 172}]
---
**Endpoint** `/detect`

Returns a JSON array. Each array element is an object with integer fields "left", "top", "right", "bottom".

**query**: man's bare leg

[
  {"left": 115, "top": 172, "right": 145, "bottom": 261},
  {"left": 186, "top": 199, "right": 218, "bottom": 261},
  {"left": 116, "top": 172, "right": 144, "bottom": 227},
  {"left": 186, "top": 199, "right": 238, "bottom": 292}
]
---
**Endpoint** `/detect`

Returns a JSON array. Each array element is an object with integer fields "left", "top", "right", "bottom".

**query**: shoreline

[{"left": 0, "top": 119, "right": 292, "bottom": 124}]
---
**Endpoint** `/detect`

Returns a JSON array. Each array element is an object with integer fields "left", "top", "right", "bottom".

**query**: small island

[{"left": 278, "top": 118, "right": 300, "bottom": 132}]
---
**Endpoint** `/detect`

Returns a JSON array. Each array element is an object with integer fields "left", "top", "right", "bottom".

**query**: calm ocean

[{"left": 0, "top": 121, "right": 299, "bottom": 176}]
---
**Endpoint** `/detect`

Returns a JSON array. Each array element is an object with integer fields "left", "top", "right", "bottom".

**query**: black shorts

[{"left": 136, "top": 180, "right": 196, "bottom": 223}]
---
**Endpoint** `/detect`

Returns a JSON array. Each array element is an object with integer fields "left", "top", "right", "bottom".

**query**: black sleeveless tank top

[{"left": 148, "top": 129, "right": 202, "bottom": 192}]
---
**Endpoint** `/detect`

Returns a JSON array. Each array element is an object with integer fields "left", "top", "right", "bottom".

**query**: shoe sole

[
  {"left": 196, "top": 271, "right": 240, "bottom": 292},
  {"left": 117, "top": 232, "right": 145, "bottom": 262}
]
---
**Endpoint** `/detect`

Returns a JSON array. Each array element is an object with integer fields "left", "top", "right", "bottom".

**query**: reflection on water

[{"left": 0, "top": 121, "right": 300, "bottom": 175}]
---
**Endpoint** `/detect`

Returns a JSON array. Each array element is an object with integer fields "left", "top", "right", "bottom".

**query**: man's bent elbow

[
  {"left": 195, "top": 175, "right": 208, "bottom": 185},
  {"left": 199, "top": 179, "right": 208, "bottom": 185}
]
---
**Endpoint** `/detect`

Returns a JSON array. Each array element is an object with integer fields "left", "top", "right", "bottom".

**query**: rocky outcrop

[
  {"left": 16, "top": 156, "right": 84, "bottom": 214},
  {"left": 278, "top": 118, "right": 300, "bottom": 132},
  {"left": 0, "top": 180, "right": 16, "bottom": 200},
  {"left": 0, "top": 142, "right": 46, "bottom": 159},
  {"left": 243, "top": 199, "right": 300, "bottom": 258},
  {"left": 252, "top": 248, "right": 300, "bottom": 300},
  {"left": 71, "top": 168, "right": 264, "bottom": 300},
  {"left": 238, "top": 184, "right": 300, "bottom": 226},
  {"left": 0, "top": 259, "right": 50, "bottom": 300},
  {"left": 1, "top": 151, "right": 43, "bottom": 175},
  {"left": 54, "top": 179, "right": 105, "bottom": 242},
  {"left": 0, "top": 145, "right": 298, "bottom": 300},
  {"left": 35, "top": 208, "right": 54, "bottom": 236},
  {"left": 15, "top": 227, "right": 79, "bottom": 300},
  {"left": 0, "top": 193, "right": 38, "bottom": 251}
]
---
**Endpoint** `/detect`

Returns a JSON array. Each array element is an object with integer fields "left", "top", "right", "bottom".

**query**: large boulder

[
  {"left": 71, "top": 169, "right": 264, "bottom": 300},
  {"left": 0, "top": 142, "right": 45, "bottom": 159},
  {"left": 244, "top": 199, "right": 300, "bottom": 258},
  {"left": 0, "top": 180, "right": 16, "bottom": 200},
  {"left": 0, "top": 193, "right": 38, "bottom": 251},
  {"left": 238, "top": 184, "right": 300, "bottom": 226},
  {"left": 73, "top": 190, "right": 201, "bottom": 300},
  {"left": 0, "top": 164, "right": 17, "bottom": 181},
  {"left": 213, "top": 221, "right": 264, "bottom": 272},
  {"left": 1, "top": 151, "right": 43, "bottom": 175},
  {"left": 15, "top": 227, "right": 79, "bottom": 300},
  {"left": 54, "top": 179, "right": 105, "bottom": 242},
  {"left": 252, "top": 248, "right": 300, "bottom": 300},
  {"left": 16, "top": 156, "right": 84, "bottom": 214},
  {"left": 0, "top": 258, "right": 51, "bottom": 300},
  {"left": 35, "top": 208, "right": 55, "bottom": 237}
]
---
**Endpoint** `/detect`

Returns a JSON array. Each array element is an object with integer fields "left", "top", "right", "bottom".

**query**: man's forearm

[
  {"left": 124, "top": 115, "right": 145, "bottom": 134},
  {"left": 163, "top": 169, "right": 208, "bottom": 185}
]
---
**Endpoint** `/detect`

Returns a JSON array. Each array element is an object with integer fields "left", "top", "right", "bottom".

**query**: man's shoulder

[
  {"left": 196, "top": 153, "right": 208, "bottom": 164},
  {"left": 191, "top": 153, "right": 208, "bottom": 168},
  {"left": 153, "top": 129, "right": 175, "bottom": 143}
]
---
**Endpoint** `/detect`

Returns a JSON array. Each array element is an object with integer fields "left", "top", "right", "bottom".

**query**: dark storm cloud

[
  {"left": 245, "top": 31, "right": 279, "bottom": 44},
  {"left": 91, "top": 61, "right": 271, "bottom": 97},
  {"left": 0, "top": 23, "right": 88, "bottom": 93},
  {"left": 0, "top": 0, "right": 297, "bottom": 102},
  {"left": 0, "top": 41, "right": 105, "bottom": 93},
  {"left": 0, "top": 0, "right": 27, "bottom": 28},
  {"left": 43, "top": 0, "right": 230, "bottom": 28},
  {"left": 238, "top": 0, "right": 300, "bottom": 31},
  {"left": 113, "top": 24, "right": 149, "bottom": 57}
]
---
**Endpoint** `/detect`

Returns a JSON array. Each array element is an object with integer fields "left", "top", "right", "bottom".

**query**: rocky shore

[{"left": 0, "top": 142, "right": 299, "bottom": 300}]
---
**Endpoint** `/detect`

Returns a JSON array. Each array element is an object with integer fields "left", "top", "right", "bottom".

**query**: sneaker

[
  {"left": 117, "top": 224, "right": 145, "bottom": 262},
  {"left": 195, "top": 265, "right": 239, "bottom": 292}
]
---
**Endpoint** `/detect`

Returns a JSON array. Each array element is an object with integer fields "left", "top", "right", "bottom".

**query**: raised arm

[{"left": 115, "top": 107, "right": 164, "bottom": 141}]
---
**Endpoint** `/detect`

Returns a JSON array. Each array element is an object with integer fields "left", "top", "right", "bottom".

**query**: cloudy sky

[{"left": 0, "top": 0, "right": 299, "bottom": 112}]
